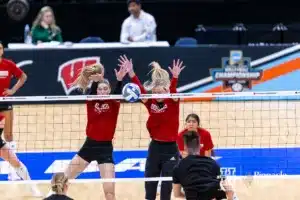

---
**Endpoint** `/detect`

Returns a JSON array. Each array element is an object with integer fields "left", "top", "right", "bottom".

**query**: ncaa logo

[
  {"left": 229, "top": 50, "right": 243, "bottom": 65},
  {"left": 57, "top": 57, "right": 100, "bottom": 95},
  {"left": 122, "top": 83, "right": 141, "bottom": 102}
]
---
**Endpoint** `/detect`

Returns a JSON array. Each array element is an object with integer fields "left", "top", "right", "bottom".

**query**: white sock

[
  {"left": 13, "top": 162, "right": 31, "bottom": 180},
  {"left": 7, "top": 141, "right": 17, "bottom": 153}
]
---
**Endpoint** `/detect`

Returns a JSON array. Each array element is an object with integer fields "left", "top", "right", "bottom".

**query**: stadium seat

[
  {"left": 79, "top": 37, "right": 104, "bottom": 43},
  {"left": 174, "top": 37, "right": 198, "bottom": 47}
]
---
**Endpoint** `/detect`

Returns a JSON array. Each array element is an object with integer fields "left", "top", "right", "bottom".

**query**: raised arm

[
  {"left": 113, "top": 64, "right": 128, "bottom": 95},
  {"left": 118, "top": 55, "right": 148, "bottom": 103},
  {"left": 168, "top": 59, "right": 185, "bottom": 101}
]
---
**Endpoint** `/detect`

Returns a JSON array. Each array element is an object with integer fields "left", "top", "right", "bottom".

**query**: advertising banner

[{"left": 4, "top": 46, "right": 293, "bottom": 97}]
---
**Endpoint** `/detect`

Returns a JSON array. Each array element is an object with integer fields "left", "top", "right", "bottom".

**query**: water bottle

[{"left": 24, "top": 24, "right": 32, "bottom": 44}]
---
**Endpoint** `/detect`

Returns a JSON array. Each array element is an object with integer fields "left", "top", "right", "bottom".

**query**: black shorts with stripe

[{"left": 78, "top": 137, "right": 114, "bottom": 164}]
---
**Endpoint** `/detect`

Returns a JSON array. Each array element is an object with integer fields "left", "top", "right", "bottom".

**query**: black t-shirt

[
  {"left": 173, "top": 155, "right": 221, "bottom": 200},
  {"left": 43, "top": 194, "right": 74, "bottom": 200}
]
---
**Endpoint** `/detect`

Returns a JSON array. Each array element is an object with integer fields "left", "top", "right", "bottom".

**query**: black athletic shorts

[
  {"left": 0, "top": 129, "right": 5, "bottom": 149},
  {"left": 0, "top": 103, "right": 13, "bottom": 112},
  {"left": 78, "top": 137, "right": 114, "bottom": 164}
]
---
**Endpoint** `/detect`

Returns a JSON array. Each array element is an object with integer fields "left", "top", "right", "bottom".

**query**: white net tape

[{"left": 0, "top": 90, "right": 300, "bottom": 102}]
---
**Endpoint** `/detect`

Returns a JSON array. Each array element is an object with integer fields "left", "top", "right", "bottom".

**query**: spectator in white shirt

[{"left": 120, "top": 0, "right": 157, "bottom": 43}]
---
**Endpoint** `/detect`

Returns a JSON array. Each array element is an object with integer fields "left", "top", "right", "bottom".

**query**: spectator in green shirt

[{"left": 31, "top": 6, "right": 63, "bottom": 44}]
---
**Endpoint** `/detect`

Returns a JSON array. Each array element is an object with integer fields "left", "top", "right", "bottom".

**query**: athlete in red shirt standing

[
  {"left": 119, "top": 55, "right": 185, "bottom": 200},
  {"left": 63, "top": 63, "right": 127, "bottom": 200},
  {"left": 0, "top": 41, "right": 42, "bottom": 196},
  {"left": 177, "top": 113, "right": 214, "bottom": 157}
]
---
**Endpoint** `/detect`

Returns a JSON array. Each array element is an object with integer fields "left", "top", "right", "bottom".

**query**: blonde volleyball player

[
  {"left": 119, "top": 55, "right": 185, "bottom": 200},
  {"left": 44, "top": 173, "right": 73, "bottom": 200},
  {"left": 62, "top": 63, "right": 127, "bottom": 200}
]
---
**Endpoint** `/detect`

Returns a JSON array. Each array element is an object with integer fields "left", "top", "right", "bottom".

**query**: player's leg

[
  {"left": 160, "top": 142, "right": 180, "bottom": 200},
  {"left": 97, "top": 141, "right": 115, "bottom": 200},
  {"left": 0, "top": 106, "right": 20, "bottom": 181},
  {"left": 0, "top": 142, "right": 42, "bottom": 196},
  {"left": 145, "top": 140, "right": 163, "bottom": 200},
  {"left": 64, "top": 138, "right": 93, "bottom": 179},
  {"left": 64, "top": 154, "right": 90, "bottom": 179},
  {"left": 99, "top": 164, "right": 115, "bottom": 200},
  {"left": 46, "top": 138, "right": 91, "bottom": 197}
]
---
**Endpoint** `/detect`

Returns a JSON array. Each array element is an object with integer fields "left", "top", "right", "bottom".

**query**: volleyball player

[
  {"left": 119, "top": 55, "right": 185, "bottom": 200},
  {"left": 62, "top": 63, "right": 127, "bottom": 200},
  {"left": 44, "top": 173, "right": 73, "bottom": 200},
  {"left": 172, "top": 131, "right": 238, "bottom": 200},
  {"left": 0, "top": 41, "right": 28, "bottom": 181},
  {"left": 177, "top": 113, "right": 214, "bottom": 158},
  {"left": 0, "top": 59, "right": 41, "bottom": 196}
]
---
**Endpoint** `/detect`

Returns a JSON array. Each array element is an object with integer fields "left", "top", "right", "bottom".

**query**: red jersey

[
  {"left": 86, "top": 100, "right": 120, "bottom": 141},
  {"left": 0, "top": 59, "right": 23, "bottom": 97},
  {"left": 177, "top": 127, "right": 214, "bottom": 156},
  {"left": 131, "top": 75, "right": 179, "bottom": 142}
]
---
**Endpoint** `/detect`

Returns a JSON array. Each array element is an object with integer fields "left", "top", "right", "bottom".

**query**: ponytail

[
  {"left": 51, "top": 173, "right": 68, "bottom": 195},
  {"left": 71, "top": 63, "right": 104, "bottom": 93},
  {"left": 144, "top": 62, "right": 170, "bottom": 91}
]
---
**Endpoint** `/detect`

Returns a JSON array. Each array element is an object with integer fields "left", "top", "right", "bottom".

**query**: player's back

[
  {"left": 43, "top": 194, "right": 74, "bottom": 200},
  {"left": 173, "top": 155, "right": 221, "bottom": 199}
]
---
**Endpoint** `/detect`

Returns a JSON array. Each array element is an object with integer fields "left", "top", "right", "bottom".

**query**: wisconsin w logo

[{"left": 57, "top": 57, "right": 100, "bottom": 94}]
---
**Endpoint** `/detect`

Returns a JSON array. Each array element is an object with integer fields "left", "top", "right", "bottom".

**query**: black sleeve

[
  {"left": 112, "top": 81, "right": 123, "bottom": 94},
  {"left": 213, "top": 159, "right": 221, "bottom": 178},
  {"left": 90, "top": 81, "right": 99, "bottom": 95},
  {"left": 172, "top": 165, "right": 180, "bottom": 184}
]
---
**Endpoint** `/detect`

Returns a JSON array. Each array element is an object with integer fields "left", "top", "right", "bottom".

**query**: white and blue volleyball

[{"left": 122, "top": 83, "right": 141, "bottom": 102}]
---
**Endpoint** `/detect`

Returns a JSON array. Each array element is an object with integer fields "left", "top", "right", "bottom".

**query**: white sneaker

[
  {"left": 8, "top": 168, "right": 21, "bottom": 181},
  {"left": 30, "top": 184, "right": 43, "bottom": 197}
]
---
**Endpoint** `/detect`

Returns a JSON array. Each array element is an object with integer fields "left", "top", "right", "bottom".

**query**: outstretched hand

[
  {"left": 114, "top": 64, "right": 128, "bottom": 81},
  {"left": 118, "top": 55, "right": 134, "bottom": 77},
  {"left": 168, "top": 59, "right": 185, "bottom": 78}
]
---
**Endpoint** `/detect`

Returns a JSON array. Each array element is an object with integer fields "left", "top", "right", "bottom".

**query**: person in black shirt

[
  {"left": 172, "top": 131, "right": 238, "bottom": 200},
  {"left": 44, "top": 173, "right": 73, "bottom": 200}
]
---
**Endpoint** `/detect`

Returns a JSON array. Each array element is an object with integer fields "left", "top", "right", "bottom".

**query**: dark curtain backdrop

[{"left": 0, "top": 1, "right": 299, "bottom": 45}]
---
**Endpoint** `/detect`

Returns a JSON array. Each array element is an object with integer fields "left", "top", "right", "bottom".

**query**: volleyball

[{"left": 122, "top": 83, "right": 141, "bottom": 102}]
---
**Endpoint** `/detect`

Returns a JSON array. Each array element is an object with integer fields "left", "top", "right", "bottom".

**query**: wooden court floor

[
  {"left": 1, "top": 178, "right": 300, "bottom": 200},
  {"left": 1, "top": 101, "right": 300, "bottom": 199}
]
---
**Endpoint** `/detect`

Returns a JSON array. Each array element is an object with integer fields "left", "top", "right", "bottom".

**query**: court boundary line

[
  {"left": 0, "top": 175, "right": 299, "bottom": 185},
  {"left": 14, "top": 146, "right": 300, "bottom": 153}
]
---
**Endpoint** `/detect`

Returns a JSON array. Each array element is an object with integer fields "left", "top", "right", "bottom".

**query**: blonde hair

[
  {"left": 97, "top": 79, "right": 110, "bottom": 87},
  {"left": 72, "top": 63, "right": 104, "bottom": 93},
  {"left": 144, "top": 62, "right": 170, "bottom": 91},
  {"left": 32, "top": 6, "right": 60, "bottom": 33},
  {"left": 51, "top": 173, "right": 68, "bottom": 194}
]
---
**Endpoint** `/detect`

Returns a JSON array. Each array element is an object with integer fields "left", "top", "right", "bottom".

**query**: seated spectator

[
  {"left": 120, "top": 0, "right": 157, "bottom": 43},
  {"left": 31, "top": 6, "right": 63, "bottom": 44}
]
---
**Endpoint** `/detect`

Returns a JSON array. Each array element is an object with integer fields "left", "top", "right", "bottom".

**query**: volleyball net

[{"left": 0, "top": 91, "right": 300, "bottom": 199}]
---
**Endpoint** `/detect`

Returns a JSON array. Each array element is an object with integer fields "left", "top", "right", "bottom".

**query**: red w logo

[{"left": 57, "top": 57, "right": 100, "bottom": 94}]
